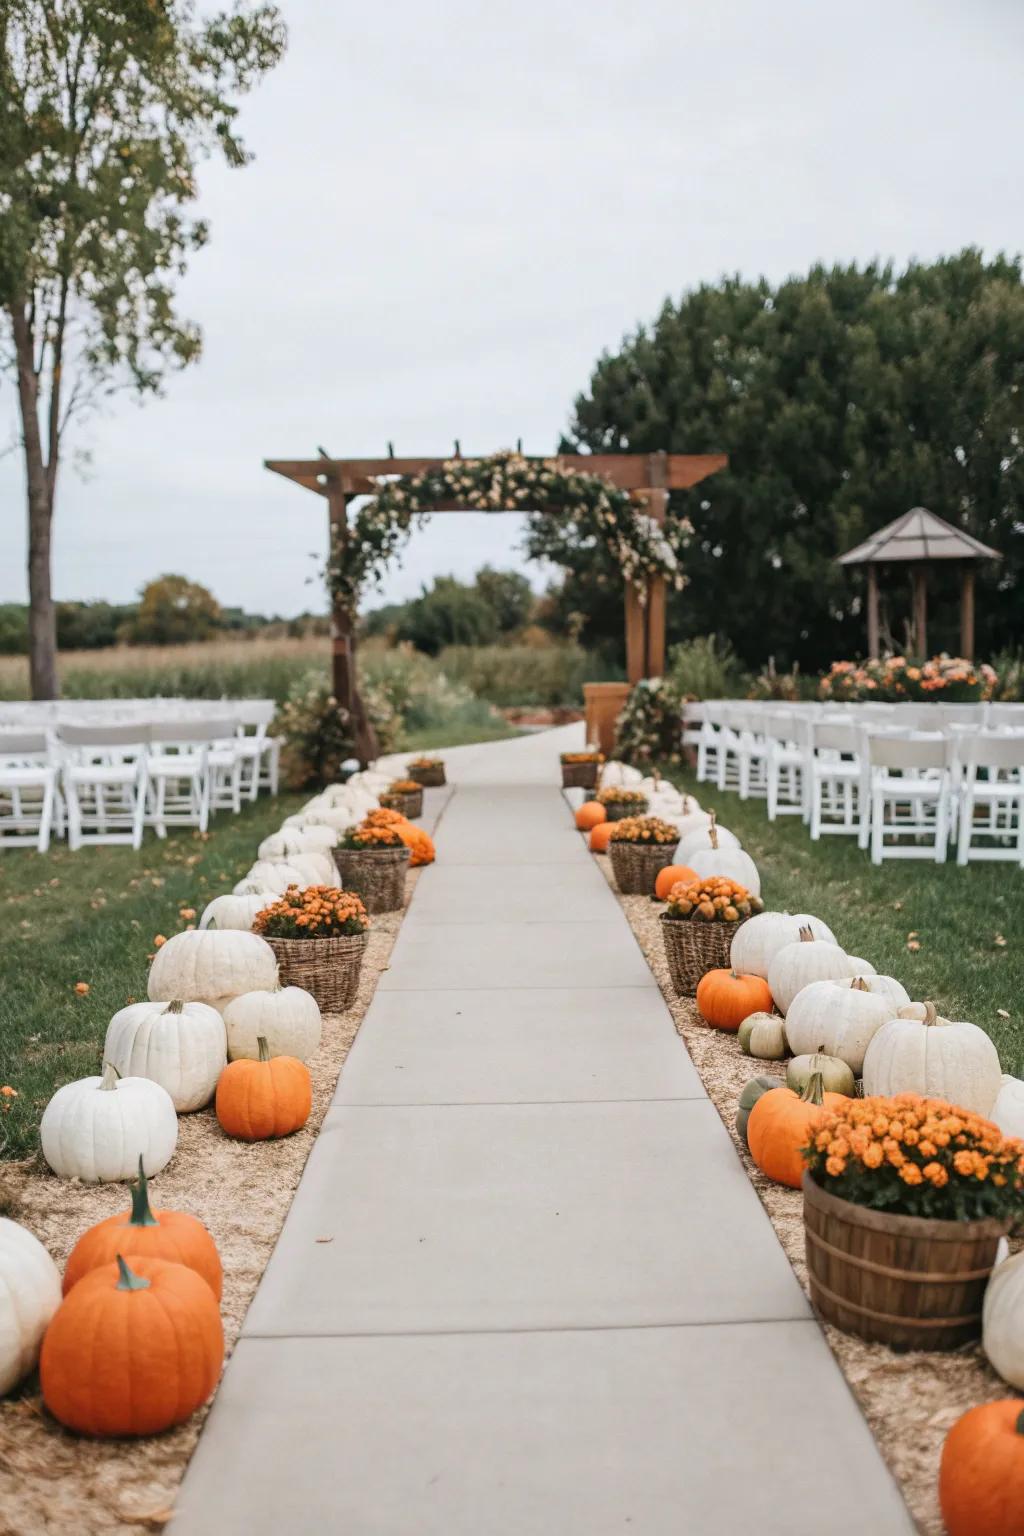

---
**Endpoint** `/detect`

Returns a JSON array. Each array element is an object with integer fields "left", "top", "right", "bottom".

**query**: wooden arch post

[{"left": 327, "top": 476, "right": 379, "bottom": 764}]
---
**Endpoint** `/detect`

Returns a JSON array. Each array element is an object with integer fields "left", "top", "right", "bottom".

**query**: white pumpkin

[
  {"left": 223, "top": 987, "right": 322, "bottom": 1063},
  {"left": 833, "top": 973, "right": 910, "bottom": 1012},
  {"left": 598, "top": 761, "right": 644, "bottom": 789},
  {"left": 148, "top": 929, "right": 278, "bottom": 1007},
  {"left": 672, "top": 810, "right": 714, "bottom": 846},
  {"left": 285, "top": 851, "right": 339, "bottom": 887},
  {"left": 688, "top": 842, "right": 761, "bottom": 897},
  {"left": 767, "top": 927, "right": 856, "bottom": 1014},
  {"left": 232, "top": 876, "right": 281, "bottom": 899},
  {"left": 845, "top": 955, "right": 877, "bottom": 976},
  {"left": 0, "top": 1220, "right": 62, "bottom": 1394},
  {"left": 784, "top": 977, "right": 896, "bottom": 1075},
  {"left": 729, "top": 911, "right": 838, "bottom": 980},
  {"left": 200, "top": 892, "right": 271, "bottom": 931},
  {"left": 40, "top": 1063, "right": 178, "bottom": 1181},
  {"left": 861, "top": 1003, "right": 1003, "bottom": 1115},
  {"left": 288, "top": 823, "right": 337, "bottom": 851},
  {"left": 258, "top": 827, "right": 336, "bottom": 860},
  {"left": 299, "top": 807, "right": 363, "bottom": 834},
  {"left": 991, "top": 1075, "right": 1024, "bottom": 1140},
  {"left": 675, "top": 823, "right": 741, "bottom": 861},
  {"left": 983, "top": 1251, "right": 1024, "bottom": 1390},
  {"left": 245, "top": 860, "right": 308, "bottom": 893},
  {"left": 104, "top": 999, "right": 227, "bottom": 1113}
]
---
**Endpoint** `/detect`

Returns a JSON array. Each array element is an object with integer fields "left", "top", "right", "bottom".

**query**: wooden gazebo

[
  {"left": 836, "top": 507, "right": 1002, "bottom": 659},
  {"left": 267, "top": 449, "right": 727, "bottom": 755}
]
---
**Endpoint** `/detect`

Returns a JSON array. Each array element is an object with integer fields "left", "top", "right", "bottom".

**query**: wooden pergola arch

[{"left": 266, "top": 448, "right": 727, "bottom": 759}]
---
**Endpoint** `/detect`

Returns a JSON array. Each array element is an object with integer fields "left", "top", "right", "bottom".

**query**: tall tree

[
  {"left": 535, "top": 253, "right": 1024, "bottom": 669},
  {"left": 0, "top": 0, "right": 285, "bottom": 696}
]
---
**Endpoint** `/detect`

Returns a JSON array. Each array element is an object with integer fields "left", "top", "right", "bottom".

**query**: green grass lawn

[
  {"left": 398, "top": 719, "right": 524, "bottom": 751},
  {"left": 0, "top": 793, "right": 307, "bottom": 1161},
  {"left": 666, "top": 765, "right": 1024, "bottom": 1077}
]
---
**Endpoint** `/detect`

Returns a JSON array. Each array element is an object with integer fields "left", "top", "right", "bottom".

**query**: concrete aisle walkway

[{"left": 173, "top": 729, "right": 912, "bottom": 1536}]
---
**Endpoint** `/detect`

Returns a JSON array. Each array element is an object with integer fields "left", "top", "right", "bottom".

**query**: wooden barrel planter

[
  {"left": 380, "top": 787, "right": 424, "bottom": 819},
  {"left": 334, "top": 846, "right": 411, "bottom": 913},
  {"left": 264, "top": 932, "right": 368, "bottom": 1014},
  {"left": 661, "top": 916, "right": 746, "bottom": 996},
  {"left": 407, "top": 762, "right": 446, "bottom": 787},
  {"left": 561, "top": 760, "right": 600, "bottom": 790},
  {"left": 802, "top": 1171, "right": 1013, "bottom": 1351},
  {"left": 609, "top": 840, "right": 678, "bottom": 896}
]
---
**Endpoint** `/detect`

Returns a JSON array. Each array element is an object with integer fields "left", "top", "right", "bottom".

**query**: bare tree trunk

[{"left": 9, "top": 302, "right": 59, "bottom": 699}]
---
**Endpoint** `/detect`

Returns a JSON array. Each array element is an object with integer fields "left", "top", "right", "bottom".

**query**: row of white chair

[
  {"left": 0, "top": 707, "right": 280, "bottom": 852},
  {"left": 687, "top": 702, "right": 1024, "bottom": 866}
]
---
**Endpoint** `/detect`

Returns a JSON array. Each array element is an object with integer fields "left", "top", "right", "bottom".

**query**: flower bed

[{"left": 820, "top": 654, "right": 998, "bottom": 703}]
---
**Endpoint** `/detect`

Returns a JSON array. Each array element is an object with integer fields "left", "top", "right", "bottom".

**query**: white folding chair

[
  {"left": 681, "top": 701, "right": 705, "bottom": 763},
  {"left": 59, "top": 723, "right": 150, "bottom": 850},
  {"left": 764, "top": 712, "right": 807, "bottom": 820},
  {"left": 735, "top": 709, "right": 769, "bottom": 801},
  {"left": 807, "top": 721, "right": 869, "bottom": 843},
  {"left": 955, "top": 733, "right": 1024, "bottom": 866},
  {"left": 145, "top": 720, "right": 231, "bottom": 838},
  {"left": 233, "top": 700, "right": 280, "bottom": 800},
  {"left": 0, "top": 730, "right": 59, "bottom": 852},
  {"left": 867, "top": 733, "right": 953, "bottom": 865},
  {"left": 207, "top": 723, "right": 246, "bottom": 816}
]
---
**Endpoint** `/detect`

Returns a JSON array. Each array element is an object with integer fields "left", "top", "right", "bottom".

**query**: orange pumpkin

[
  {"left": 41, "top": 1254, "right": 223, "bottom": 1437},
  {"left": 216, "top": 1036, "right": 311, "bottom": 1140},
  {"left": 746, "top": 1070, "right": 848, "bottom": 1187},
  {"left": 654, "top": 863, "right": 698, "bottom": 900},
  {"left": 940, "top": 1401, "right": 1024, "bottom": 1536},
  {"left": 589, "top": 821, "right": 615, "bottom": 853},
  {"left": 696, "top": 969, "right": 773, "bottom": 1032},
  {"left": 575, "top": 801, "right": 606, "bottom": 832},
  {"left": 63, "top": 1156, "right": 222, "bottom": 1299}
]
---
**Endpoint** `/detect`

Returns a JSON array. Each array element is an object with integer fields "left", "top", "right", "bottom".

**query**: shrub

[
  {"left": 614, "top": 678, "right": 681, "bottom": 766},
  {"left": 666, "top": 635, "right": 746, "bottom": 701},
  {"left": 275, "top": 671, "right": 398, "bottom": 790}
]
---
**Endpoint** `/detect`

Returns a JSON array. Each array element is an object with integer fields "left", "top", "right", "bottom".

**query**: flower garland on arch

[{"left": 327, "top": 450, "right": 692, "bottom": 615}]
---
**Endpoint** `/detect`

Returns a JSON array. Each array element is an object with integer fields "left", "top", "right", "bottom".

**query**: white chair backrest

[
  {"left": 868, "top": 732, "right": 951, "bottom": 772},
  {"left": 59, "top": 722, "right": 151, "bottom": 748},
  {"left": 813, "top": 721, "right": 861, "bottom": 754},
  {"left": 233, "top": 700, "right": 276, "bottom": 729},
  {"left": 959, "top": 733, "right": 1024, "bottom": 774},
  {"left": 0, "top": 730, "right": 50, "bottom": 760},
  {"left": 149, "top": 719, "right": 237, "bottom": 746}
]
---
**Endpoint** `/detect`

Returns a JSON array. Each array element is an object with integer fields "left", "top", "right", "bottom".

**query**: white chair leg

[
  {"left": 956, "top": 788, "right": 973, "bottom": 865},
  {"left": 37, "top": 779, "right": 54, "bottom": 853},
  {"left": 871, "top": 790, "right": 884, "bottom": 865}
]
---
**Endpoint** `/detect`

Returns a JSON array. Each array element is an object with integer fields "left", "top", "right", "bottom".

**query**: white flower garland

[{"left": 327, "top": 450, "right": 692, "bottom": 614}]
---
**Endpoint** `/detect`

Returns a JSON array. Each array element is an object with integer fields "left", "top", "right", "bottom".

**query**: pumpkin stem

[
  {"left": 801, "top": 1069, "right": 825, "bottom": 1107},
  {"left": 922, "top": 1002, "right": 938, "bottom": 1026},
  {"left": 129, "top": 1156, "right": 160, "bottom": 1228},
  {"left": 257, "top": 1035, "right": 271, "bottom": 1063},
  {"left": 798, "top": 925, "right": 815, "bottom": 943},
  {"left": 708, "top": 811, "right": 719, "bottom": 852},
  {"left": 164, "top": 999, "right": 185, "bottom": 1015},
  {"left": 851, "top": 977, "right": 870, "bottom": 992},
  {"left": 115, "top": 1254, "right": 151, "bottom": 1292},
  {"left": 100, "top": 1060, "right": 121, "bottom": 1091}
]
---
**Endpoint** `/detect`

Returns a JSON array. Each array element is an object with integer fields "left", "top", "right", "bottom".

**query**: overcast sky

[{"left": 2, "top": 0, "right": 1022, "bottom": 617}]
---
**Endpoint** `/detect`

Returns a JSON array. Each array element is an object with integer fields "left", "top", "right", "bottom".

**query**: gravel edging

[
  {"left": 0, "top": 869, "right": 421, "bottom": 1536},
  {"left": 597, "top": 848, "right": 1016, "bottom": 1536}
]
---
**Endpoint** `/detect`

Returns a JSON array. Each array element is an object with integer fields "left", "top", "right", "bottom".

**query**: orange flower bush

[
  {"left": 407, "top": 756, "right": 442, "bottom": 770},
  {"left": 387, "top": 779, "right": 422, "bottom": 793},
  {"left": 254, "top": 885, "right": 369, "bottom": 940},
  {"left": 340, "top": 822, "right": 406, "bottom": 850},
  {"left": 560, "top": 750, "right": 603, "bottom": 764},
  {"left": 596, "top": 787, "right": 647, "bottom": 809},
  {"left": 804, "top": 1093, "right": 1024, "bottom": 1221},
  {"left": 663, "top": 878, "right": 764, "bottom": 924},
  {"left": 608, "top": 816, "right": 679, "bottom": 846},
  {"left": 362, "top": 807, "right": 435, "bottom": 865}
]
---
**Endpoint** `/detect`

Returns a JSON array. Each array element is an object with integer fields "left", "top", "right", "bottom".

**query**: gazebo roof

[{"left": 836, "top": 507, "right": 1002, "bottom": 566}]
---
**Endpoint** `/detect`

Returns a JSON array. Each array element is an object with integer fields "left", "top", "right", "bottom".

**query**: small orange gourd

[
  {"left": 589, "top": 821, "right": 615, "bottom": 853},
  {"left": 63, "top": 1157, "right": 222, "bottom": 1298},
  {"left": 695, "top": 969, "right": 773, "bottom": 1032},
  {"left": 41, "top": 1254, "right": 223, "bottom": 1437},
  {"left": 940, "top": 1401, "right": 1024, "bottom": 1536},
  {"left": 575, "top": 801, "right": 606, "bottom": 832},
  {"left": 746, "top": 1066, "right": 848, "bottom": 1187},
  {"left": 216, "top": 1036, "right": 311, "bottom": 1141},
  {"left": 654, "top": 863, "right": 699, "bottom": 900}
]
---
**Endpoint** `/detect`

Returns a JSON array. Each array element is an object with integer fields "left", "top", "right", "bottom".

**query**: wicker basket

[
  {"left": 802, "top": 1172, "right": 1012, "bottom": 1351},
  {"left": 333, "top": 845, "right": 411, "bottom": 913},
  {"left": 660, "top": 915, "right": 746, "bottom": 996},
  {"left": 380, "top": 788, "right": 424, "bottom": 819},
  {"left": 561, "top": 760, "right": 600, "bottom": 790},
  {"left": 608, "top": 840, "right": 678, "bottom": 896},
  {"left": 407, "top": 762, "right": 446, "bottom": 787},
  {"left": 265, "top": 932, "right": 368, "bottom": 1013},
  {"left": 603, "top": 797, "right": 649, "bottom": 822}
]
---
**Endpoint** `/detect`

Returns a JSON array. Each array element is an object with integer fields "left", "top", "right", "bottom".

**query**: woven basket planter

[
  {"left": 407, "top": 763, "right": 446, "bottom": 788},
  {"left": 608, "top": 840, "right": 678, "bottom": 896},
  {"left": 334, "top": 845, "right": 411, "bottom": 913},
  {"left": 802, "top": 1173, "right": 1012, "bottom": 1351},
  {"left": 561, "top": 761, "right": 600, "bottom": 790},
  {"left": 603, "top": 797, "right": 649, "bottom": 822},
  {"left": 265, "top": 932, "right": 368, "bottom": 1014},
  {"left": 380, "top": 788, "right": 424, "bottom": 820},
  {"left": 660, "top": 915, "right": 747, "bottom": 996}
]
